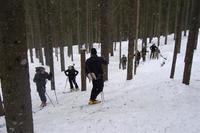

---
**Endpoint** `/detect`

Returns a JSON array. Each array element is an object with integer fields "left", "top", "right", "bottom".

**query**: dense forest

[{"left": 0, "top": 0, "right": 199, "bottom": 132}]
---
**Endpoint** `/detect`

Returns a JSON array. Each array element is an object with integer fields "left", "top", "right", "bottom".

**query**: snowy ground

[{"left": 0, "top": 32, "right": 200, "bottom": 133}]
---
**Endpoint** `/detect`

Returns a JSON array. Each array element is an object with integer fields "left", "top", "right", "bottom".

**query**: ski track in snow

[{"left": 0, "top": 32, "right": 200, "bottom": 133}]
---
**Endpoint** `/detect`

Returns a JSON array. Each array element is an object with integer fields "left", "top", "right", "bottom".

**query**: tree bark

[
  {"left": 46, "top": 0, "right": 56, "bottom": 90},
  {"left": 170, "top": 0, "right": 184, "bottom": 78},
  {"left": 0, "top": 0, "right": 34, "bottom": 132},
  {"left": 81, "top": 49, "right": 86, "bottom": 91},
  {"left": 100, "top": 0, "right": 109, "bottom": 81},
  {"left": 176, "top": 0, "right": 184, "bottom": 53},
  {"left": 127, "top": 0, "right": 136, "bottom": 80},
  {"left": 183, "top": 0, "right": 200, "bottom": 85},
  {"left": 164, "top": 0, "right": 171, "bottom": 45}
]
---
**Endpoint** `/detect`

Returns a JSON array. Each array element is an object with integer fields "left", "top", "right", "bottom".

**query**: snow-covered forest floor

[{"left": 0, "top": 33, "right": 200, "bottom": 133}]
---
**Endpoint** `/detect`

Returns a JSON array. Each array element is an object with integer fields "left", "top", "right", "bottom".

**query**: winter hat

[{"left": 91, "top": 48, "right": 97, "bottom": 55}]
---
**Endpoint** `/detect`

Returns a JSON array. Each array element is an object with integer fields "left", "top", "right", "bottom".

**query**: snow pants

[
  {"left": 69, "top": 77, "right": 79, "bottom": 89},
  {"left": 90, "top": 79, "right": 104, "bottom": 100},
  {"left": 37, "top": 86, "right": 47, "bottom": 103},
  {"left": 122, "top": 63, "right": 126, "bottom": 70}
]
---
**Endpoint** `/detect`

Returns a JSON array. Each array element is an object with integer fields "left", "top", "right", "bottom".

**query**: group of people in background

[
  {"left": 0, "top": 43, "right": 163, "bottom": 115},
  {"left": 121, "top": 43, "right": 160, "bottom": 70},
  {"left": 33, "top": 43, "right": 160, "bottom": 107},
  {"left": 33, "top": 48, "right": 108, "bottom": 107}
]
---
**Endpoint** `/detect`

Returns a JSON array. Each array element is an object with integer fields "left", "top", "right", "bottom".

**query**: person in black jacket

[
  {"left": 64, "top": 65, "right": 79, "bottom": 91},
  {"left": 141, "top": 46, "right": 148, "bottom": 62},
  {"left": 85, "top": 48, "right": 108, "bottom": 104},
  {"left": 33, "top": 67, "right": 52, "bottom": 107},
  {"left": 121, "top": 55, "right": 127, "bottom": 70},
  {"left": 150, "top": 44, "right": 157, "bottom": 59},
  {"left": 135, "top": 50, "right": 141, "bottom": 66}
]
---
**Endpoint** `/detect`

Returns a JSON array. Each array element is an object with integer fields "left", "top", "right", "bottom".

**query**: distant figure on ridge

[
  {"left": 121, "top": 54, "right": 127, "bottom": 70},
  {"left": 135, "top": 50, "right": 141, "bottom": 66},
  {"left": 141, "top": 46, "right": 148, "bottom": 62},
  {"left": 150, "top": 43, "right": 157, "bottom": 59}
]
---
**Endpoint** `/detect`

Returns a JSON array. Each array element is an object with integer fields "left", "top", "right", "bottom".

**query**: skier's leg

[
  {"left": 72, "top": 78, "right": 79, "bottom": 89},
  {"left": 90, "top": 80, "right": 99, "bottom": 100},
  {"left": 96, "top": 79, "right": 104, "bottom": 97},
  {"left": 91, "top": 79, "right": 104, "bottom": 100},
  {"left": 38, "top": 90, "right": 46, "bottom": 106},
  {"left": 69, "top": 78, "right": 74, "bottom": 90}
]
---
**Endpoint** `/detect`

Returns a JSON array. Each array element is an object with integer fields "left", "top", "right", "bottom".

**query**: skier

[
  {"left": 33, "top": 67, "right": 52, "bottom": 107},
  {"left": 64, "top": 65, "right": 79, "bottom": 92},
  {"left": 150, "top": 44, "right": 157, "bottom": 59},
  {"left": 85, "top": 48, "right": 108, "bottom": 105},
  {"left": 155, "top": 47, "right": 160, "bottom": 59},
  {"left": 135, "top": 50, "right": 141, "bottom": 66},
  {"left": 141, "top": 46, "right": 148, "bottom": 62},
  {"left": 121, "top": 54, "right": 127, "bottom": 70}
]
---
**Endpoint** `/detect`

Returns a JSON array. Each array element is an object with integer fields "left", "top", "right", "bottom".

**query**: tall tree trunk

[
  {"left": 135, "top": 0, "right": 140, "bottom": 51},
  {"left": 25, "top": 0, "right": 34, "bottom": 63},
  {"left": 183, "top": 0, "right": 190, "bottom": 36},
  {"left": 170, "top": 0, "right": 184, "bottom": 78},
  {"left": 134, "top": 0, "right": 140, "bottom": 75},
  {"left": 127, "top": 0, "right": 136, "bottom": 80},
  {"left": 100, "top": 0, "right": 109, "bottom": 81},
  {"left": 193, "top": 29, "right": 199, "bottom": 50},
  {"left": 157, "top": 0, "right": 162, "bottom": 46},
  {"left": 0, "top": 0, "right": 34, "bottom": 132},
  {"left": 39, "top": 47, "right": 44, "bottom": 65},
  {"left": 77, "top": 0, "right": 81, "bottom": 53},
  {"left": 80, "top": 49, "right": 86, "bottom": 91},
  {"left": 60, "top": 46, "right": 65, "bottom": 71},
  {"left": 46, "top": 0, "right": 56, "bottom": 90},
  {"left": 183, "top": 0, "right": 200, "bottom": 85},
  {"left": 165, "top": 0, "right": 171, "bottom": 45},
  {"left": 174, "top": 0, "right": 179, "bottom": 40},
  {"left": 119, "top": 41, "right": 122, "bottom": 69},
  {"left": 176, "top": 0, "right": 184, "bottom": 53},
  {"left": 86, "top": 0, "right": 89, "bottom": 52},
  {"left": 119, "top": 4, "right": 122, "bottom": 69},
  {"left": 59, "top": 0, "right": 65, "bottom": 71}
]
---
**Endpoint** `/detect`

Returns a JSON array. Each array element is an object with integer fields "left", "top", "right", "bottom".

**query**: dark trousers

[
  {"left": 122, "top": 63, "right": 126, "bottom": 70},
  {"left": 37, "top": 86, "right": 46, "bottom": 103},
  {"left": 150, "top": 51, "right": 155, "bottom": 59},
  {"left": 142, "top": 55, "right": 146, "bottom": 62},
  {"left": 69, "top": 78, "right": 78, "bottom": 89},
  {"left": 90, "top": 79, "right": 104, "bottom": 100}
]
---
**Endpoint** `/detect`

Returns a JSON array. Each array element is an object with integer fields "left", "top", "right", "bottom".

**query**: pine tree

[
  {"left": 182, "top": 0, "right": 200, "bottom": 85},
  {"left": 0, "top": 0, "right": 34, "bottom": 132},
  {"left": 100, "top": 0, "right": 109, "bottom": 81}
]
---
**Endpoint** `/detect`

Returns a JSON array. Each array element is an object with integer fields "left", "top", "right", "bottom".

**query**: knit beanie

[{"left": 91, "top": 48, "right": 97, "bottom": 55}]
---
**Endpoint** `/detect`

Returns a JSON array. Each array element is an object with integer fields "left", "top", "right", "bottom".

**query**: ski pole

[
  {"left": 160, "top": 54, "right": 167, "bottom": 60},
  {"left": 101, "top": 91, "right": 105, "bottom": 102},
  {"left": 54, "top": 90, "right": 59, "bottom": 104},
  {"left": 45, "top": 92, "right": 55, "bottom": 107},
  {"left": 64, "top": 78, "right": 68, "bottom": 90}
]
